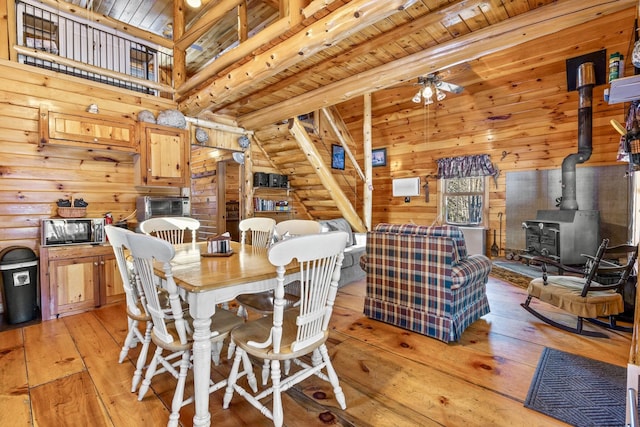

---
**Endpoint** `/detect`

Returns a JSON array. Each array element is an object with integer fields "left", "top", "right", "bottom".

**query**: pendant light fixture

[{"left": 186, "top": 0, "right": 202, "bottom": 8}]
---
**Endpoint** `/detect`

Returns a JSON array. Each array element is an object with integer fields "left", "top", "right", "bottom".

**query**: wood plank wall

[
  {"left": 0, "top": 60, "right": 180, "bottom": 252},
  {"left": 0, "top": 7, "right": 637, "bottom": 260},
  {"left": 336, "top": 8, "right": 635, "bottom": 253}
]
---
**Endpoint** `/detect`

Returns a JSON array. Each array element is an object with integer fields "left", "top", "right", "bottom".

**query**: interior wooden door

[{"left": 190, "top": 146, "right": 243, "bottom": 241}]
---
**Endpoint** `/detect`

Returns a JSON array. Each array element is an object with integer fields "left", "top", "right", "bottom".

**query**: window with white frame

[
  {"left": 436, "top": 155, "right": 496, "bottom": 227},
  {"left": 441, "top": 176, "right": 488, "bottom": 226}
]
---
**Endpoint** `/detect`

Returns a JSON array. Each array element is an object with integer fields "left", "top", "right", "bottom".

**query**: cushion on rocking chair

[{"left": 527, "top": 276, "right": 624, "bottom": 319}]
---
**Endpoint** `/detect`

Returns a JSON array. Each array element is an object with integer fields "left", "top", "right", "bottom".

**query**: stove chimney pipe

[{"left": 559, "top": 62, "right": 595, "bottom": 210}]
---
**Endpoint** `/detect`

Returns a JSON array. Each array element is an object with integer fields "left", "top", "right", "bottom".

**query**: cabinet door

[
  {"left": 40, "top": 107, "right": 137, "bottom": 153},
  {"left": 139, "top": 123, "right": 189, "bottom": 187},
  {"left": 49, "top": 256, "right": 101, "bottom": 318},
  {"left": 102, "top": 254, "right": 125, "bottom": 304}
]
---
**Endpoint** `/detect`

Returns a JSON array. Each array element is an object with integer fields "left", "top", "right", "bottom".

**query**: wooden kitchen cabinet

[
  {"left": 39, "top": 245, "right": 124, "bottom": 320},
  {"left": 39, "top": 106, "right": 137, "bottom": 153},
  {"left": 136, "top": 122, "right": 190, "bottom": 187}
]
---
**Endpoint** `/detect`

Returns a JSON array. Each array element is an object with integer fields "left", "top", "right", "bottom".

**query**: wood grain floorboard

[{"left": 0, "top": 274, "right": 632, "bottom": 426}]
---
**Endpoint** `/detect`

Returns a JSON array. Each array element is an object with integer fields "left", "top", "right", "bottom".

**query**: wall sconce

[{"left": 86, "top": 104, "right": 99, "bottom": 114}]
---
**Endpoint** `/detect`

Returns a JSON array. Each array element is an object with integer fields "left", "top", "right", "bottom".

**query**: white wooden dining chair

[
  {"left": 235, "top": 216, "right": 277, "bottom": 323},
  {"left": 237, "top": 220, "right": 320, "bottom": 316},
  {"left": 223, "top": 231, "right": 349, "bottom": 427},
  {"left": 239, "top": 217, "right": 275, "bottom": 248},
  {"left": 139, "top": 217, "right": 200, "bottom": 244},
  {"left": 105, "top": 225, "right": 153, "bottom": 393},
  {"left": 235, "top": 219, "right": 322, "bottom": 382},
  {"left": 236, "top": 219, "right": 320, "bottom": 318},
  {"left": 274, "top": 219, "right": 322, "bottom": 240},
  {"left": 126, "top": 232, "right": 254, "bottom": 427}
]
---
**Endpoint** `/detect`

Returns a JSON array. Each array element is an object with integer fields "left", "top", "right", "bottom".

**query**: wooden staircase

[{"left": 252, "top": 115, "right": 366, "bottom": 232}]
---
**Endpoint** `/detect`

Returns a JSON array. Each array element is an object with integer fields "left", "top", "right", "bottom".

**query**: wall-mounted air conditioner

[{"left": 392, "top": 177, "right": 421, "bottom": 197}]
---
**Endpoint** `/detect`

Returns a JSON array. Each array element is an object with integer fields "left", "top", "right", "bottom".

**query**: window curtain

[{"left": 436, "top": 154, "right": 497, "bottom": 179}]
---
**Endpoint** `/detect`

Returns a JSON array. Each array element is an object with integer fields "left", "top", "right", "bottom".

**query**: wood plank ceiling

[{"left": 67, "top": 0, "right": 632, "bottom": 129}]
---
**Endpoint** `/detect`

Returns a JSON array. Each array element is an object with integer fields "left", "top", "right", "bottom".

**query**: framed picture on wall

[
  {"left": 331, "top": 144, "right": 345, "bottom": 170},
  {"left": 372, "top": 148, "right": 387, "bottom": 167}
]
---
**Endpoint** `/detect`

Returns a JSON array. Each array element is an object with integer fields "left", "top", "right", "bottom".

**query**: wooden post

[
  {"left": 173, "top": 0, "right": 186, "bottom": 93},
  {"left": 238, "top": 1, "right": 248, "bottom": 43},
  {"left": 363, "top": 93, "right": 372, "bottom": 231}
]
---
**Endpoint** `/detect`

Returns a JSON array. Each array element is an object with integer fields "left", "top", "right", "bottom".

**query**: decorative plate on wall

[
  {"left": 195, "top": 127, "right": 209, "bottom": 144},
  {"left": 238, "top": 135, "right": 250, "bottom": 149}
]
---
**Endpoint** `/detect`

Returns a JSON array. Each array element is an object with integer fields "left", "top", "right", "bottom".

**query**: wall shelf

[{"left": 609, "top": 74, "right": 640, "bottom": 104}]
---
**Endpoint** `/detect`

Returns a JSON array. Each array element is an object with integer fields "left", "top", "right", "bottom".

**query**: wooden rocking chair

[{"left": 521, "top": 238, "right": 638, "bottom": 338}]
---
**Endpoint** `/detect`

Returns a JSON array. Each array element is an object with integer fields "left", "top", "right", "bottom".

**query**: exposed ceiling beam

[
  {"left": 208, "top": 0, "right": 484, "bottom": 116},
  {"left": 237, "top": 0, "right": 633, "bottom": 129},
  {"left": 175, "top": 0, "right": 244, "bottom": 52},
  {"left": 178, "top": 0, "right": 421, "bottom": 116}
]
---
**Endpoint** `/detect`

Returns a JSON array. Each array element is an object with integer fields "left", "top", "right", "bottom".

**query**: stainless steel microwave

[
  {"left": 41, "top": 218, "right": 106, "bottom": 247},
  {"left": 136, "top": 196, "right": 190, "bottom": 222}
]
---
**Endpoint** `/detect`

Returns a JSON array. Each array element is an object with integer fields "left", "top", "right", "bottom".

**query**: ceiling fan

[{"left": 412, "top": 72, "right": 464, "bottom": 104}]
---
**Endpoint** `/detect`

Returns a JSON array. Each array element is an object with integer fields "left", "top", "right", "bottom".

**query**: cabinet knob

[
  {"left": 94, "top": 261, "right": 99, "bottom": 266},
  {"left": 93, "top": 138, "right": 98, "bottom": 142},
  {"left": 100, "top": 260, "right": 105, "bottom": 265}
]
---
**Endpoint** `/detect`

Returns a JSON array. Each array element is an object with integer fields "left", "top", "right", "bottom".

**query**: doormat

[
  {"left": 524, "top": 347, "right": 628, "bottom": 427},
  {"left": 490, "top": 261, "right": 536, "bottom": 289}
]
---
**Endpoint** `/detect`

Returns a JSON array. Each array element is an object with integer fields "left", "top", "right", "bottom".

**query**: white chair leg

[
  {"left": 270, "top": 359, "right": 284, "bottom": 427},
  {"left": 320, "top": 345, "right": 346, "bottom": 409},
  {"left": 167, "top": 351, "right": 190, "bottom": 427},
  {"left": 138, "top": 346, "right": 162, "bottom": 400},
  {"left": 311, "top": 348, "right": 322, "bottom": 366},
  {"left": 242, "top": 351, "right": 258, "bottom": 393},
  {"left": 211, "top": 340, "right": 223, "bottom": 366},
  {"left": 261, "top": 359, "right": 270, "bottom": 386},
  {"left": 131, "top": 321, "right": 153, "bottom": 392},
  {"left": 236, "top": 305, "right": 248, "bottom": 320},
  {"left": 227, "top": 340, "right": 236, "bottom": 360},
  {"left": 223, "top": 347, "right": 245, "bottom": 409},
  {"left": 119, "top": 318, "right": 139, "bottom": 363}
]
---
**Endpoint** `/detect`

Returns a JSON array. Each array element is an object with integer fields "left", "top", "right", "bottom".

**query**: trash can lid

[{"left": 0, "top": 246, "right": 38, "bottom": 265}]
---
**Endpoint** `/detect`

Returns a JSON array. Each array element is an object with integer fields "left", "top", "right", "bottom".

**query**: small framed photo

[
  {"left": 372, "top": 148, "right": 387, "bottom": 167},
  {"left": 331, "top": 144, "right": 345, "bottom": 170}
]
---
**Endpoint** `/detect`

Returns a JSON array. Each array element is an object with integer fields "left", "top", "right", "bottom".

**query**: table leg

[{"left": 189, "top": 294, "right": 216, "bottom": 427}]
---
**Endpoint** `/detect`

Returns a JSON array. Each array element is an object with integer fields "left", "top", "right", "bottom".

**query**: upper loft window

[
  {"left": 441, "top": 176, "right": 487, "bottom": 226},
  {"left": 15, "top": 0, "right": 171, "bottom": 96}
]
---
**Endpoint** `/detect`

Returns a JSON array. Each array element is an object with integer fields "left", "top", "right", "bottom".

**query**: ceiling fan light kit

[{"left": 412, "top": 73, "right": 463, "bottom": 104}]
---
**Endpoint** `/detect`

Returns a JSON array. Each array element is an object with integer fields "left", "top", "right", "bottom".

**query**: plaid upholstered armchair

[{"left": 361, "top": 223, "right": 492, "bottom": 343}]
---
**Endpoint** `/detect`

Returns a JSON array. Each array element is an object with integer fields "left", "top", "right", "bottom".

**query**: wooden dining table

[{"left": 155, "top": 240, "right": 299, "bottom": 427}]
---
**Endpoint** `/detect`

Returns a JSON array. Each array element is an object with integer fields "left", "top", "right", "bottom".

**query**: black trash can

[{"left": 0, "top": 246, "right": 39, "bottom": 324}]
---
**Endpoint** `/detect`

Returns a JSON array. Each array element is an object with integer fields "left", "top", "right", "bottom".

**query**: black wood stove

[
  {"left": 521, "top": 61, "right": 601, "bottom": 265},
  {"left": 522, "top": 210, "right": 600, "bottom": 265}
]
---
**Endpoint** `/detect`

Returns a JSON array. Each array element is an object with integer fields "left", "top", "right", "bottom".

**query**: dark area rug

[
  {"left": 525, "top": 347, "right": 627, "bottom": 427},
  {"left": 490, "top": 261, "right": 536, "bottom": 289}
]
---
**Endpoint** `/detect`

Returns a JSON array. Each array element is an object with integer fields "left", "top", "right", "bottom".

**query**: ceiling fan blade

[{"left": 436, "top": 80, "right": 464, "bottom": 94}]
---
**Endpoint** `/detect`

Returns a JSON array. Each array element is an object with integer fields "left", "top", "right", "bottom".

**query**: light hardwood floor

[{"left": 0, "top": 274, "right": 632, "bottom": 427}]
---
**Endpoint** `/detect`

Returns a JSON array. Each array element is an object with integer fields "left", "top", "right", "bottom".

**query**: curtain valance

[{"left": 436, "top": 154, "right": 497, "bottom": 179}]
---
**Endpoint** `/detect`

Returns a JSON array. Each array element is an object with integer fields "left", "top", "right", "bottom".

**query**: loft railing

[{"left": 14, "top": 1, "right": 173, "bottom": 97}]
